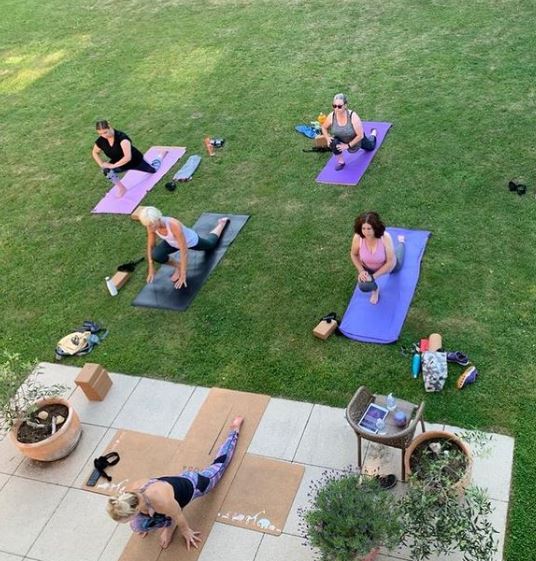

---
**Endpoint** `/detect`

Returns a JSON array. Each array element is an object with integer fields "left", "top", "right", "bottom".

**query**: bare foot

[
  {"left": 230, "top": 416, "right": 244, "bottom": 432},
  {"left": 370, "top": 289, "right": 379, "bottom": 305},
  {"left": 115, "top": 185, "right": 127, "bottom": 198},
  {"left": 160, "top": 520, "right": 177, "bottom": 549},
  {"left": 397, "top": 234, "right": 405, "bottom": 243},
  {"left": 211, "top": 217, "right": 230, "bottom": 238}
]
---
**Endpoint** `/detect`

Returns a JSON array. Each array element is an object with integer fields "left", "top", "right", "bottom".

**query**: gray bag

[{"left": 422, "top": 351, "right": 448, "bottom": 392}]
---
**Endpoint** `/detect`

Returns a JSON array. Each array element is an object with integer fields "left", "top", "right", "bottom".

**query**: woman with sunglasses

[
  {"left": 321, "top": 94, "right": 377, "bottom": 171},
  {"left": 91, "top": 120, "right": 165, "bottom": 197}
]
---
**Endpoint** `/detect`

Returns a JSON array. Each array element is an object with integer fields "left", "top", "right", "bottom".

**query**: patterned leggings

[{"left": 130, "top": 429, "right": 239, "bottom": 533}]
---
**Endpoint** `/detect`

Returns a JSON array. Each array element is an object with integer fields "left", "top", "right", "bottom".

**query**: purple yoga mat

[
  {"left": 316, "top": 121, "right": 392, "bottom": 186},
  {"left": 339, "top": 227, "right": 430, "bottom": 344},
  {"left": 92, "top": 146, "right": 186, "bottom": 214}
]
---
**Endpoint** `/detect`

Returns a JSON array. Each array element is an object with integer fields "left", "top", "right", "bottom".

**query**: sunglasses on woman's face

[{"left": 332, "top": 104, "right": 344, "bottom": 109}]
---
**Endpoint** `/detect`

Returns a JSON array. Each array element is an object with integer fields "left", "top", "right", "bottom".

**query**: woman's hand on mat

[
  {"left": 146, "top": 269, "right": 155, "bottom": 283},
  {"left": 358, "top": 270, "right": 371, "bottom": 282},
  {"left": 171, "top": 269, "right": 187, "bottom": 289},
  {"left": 182, "top": 528, "right": 201, "bottom": 550}
]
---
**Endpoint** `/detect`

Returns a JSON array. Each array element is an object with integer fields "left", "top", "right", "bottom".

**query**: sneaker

[
  {"left": 377, "top": 474, "right": 397, "bottom": 490},
  {"left": 457, "top": 365, "right": 478, "bottom": 389},
  {"left": 335, "top": 162, "right": 345, "bottom": 171},
  {"left": 446, "top": 351, "right": 470, "bottom": 366}
]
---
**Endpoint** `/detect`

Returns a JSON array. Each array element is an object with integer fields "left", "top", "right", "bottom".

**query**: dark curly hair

[{"left": 354, "top": 211, "right": 386, "bottom": 238}]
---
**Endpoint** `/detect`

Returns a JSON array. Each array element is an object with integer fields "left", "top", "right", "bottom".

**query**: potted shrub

[
  {"left": 300, "top": 470, "right": 402, "bottom": 561},
  {"left": 400, "top": 430, "right": 497, "bottom": 561},
  {"left": 0, "top": 352, "right": 81, "bottom": 461}
]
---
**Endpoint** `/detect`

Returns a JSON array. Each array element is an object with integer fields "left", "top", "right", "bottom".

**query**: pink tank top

[{"left": 359, "top": 237, "right": 386, "bottom": 272}]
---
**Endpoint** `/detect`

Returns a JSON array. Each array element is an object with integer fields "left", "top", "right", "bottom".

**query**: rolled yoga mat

[
  {"left": 132, "top": 213, "right": 249, "bottom": 311},
  {"left": 339, "top": 227, "right": 431, "bottom": 344},
  {"left": 92, "top": 146, "right": 186, "bottom": 214},
  {"left": 315, "top": 121, "right": 392, "bottom": 186}
]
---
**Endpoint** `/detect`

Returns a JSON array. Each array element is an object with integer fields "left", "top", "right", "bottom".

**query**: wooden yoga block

[
  {"left": 314, "top": 135, "right": 328, "bottom": 148},
  {"left": 111, "top": 271, "right": 130, "bottom": 290},
  {"left": 130, "top": 205, "right": 147, "bottom": 221},
  {"left": 313, "top": 319, "right": 338, "bottom": 340},
  {"left": 75, "top": 363, "right": 112, "bottom": 401}
]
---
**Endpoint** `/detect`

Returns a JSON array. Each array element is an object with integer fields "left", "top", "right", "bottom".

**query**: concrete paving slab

[
  {"left": 197, "top": 522, "right": 262, "bottom": 561},
  {"left": 0, "top": 477, "right": 67, "bottom": 556},
  {"left": 293, "top": 404, "right": 360, "bottom": 469},
  {"left": 36, "top": 362, "right": 79, "bottom": 399},
  {"left": 0, "top": 473, "right": 9, "bottom": 491},
  {"left": 255, "top": 533, "right": 313, "bottom": 561},
  {"left": 0, "top": 435, "right": 24, "bottom": 475},
  {"left": 28, "top": 489, "right": 116, "bottom": 561},
  {"left": 111, "top": 378, "right": 194, "bottom": 436},
  {"left": 248, "top": 398, "right": 313, "bottom": 461},
  {"left": 69, "top": 373, "right": 140, "bottom": 427},
  {"left": 0, "top": 553, "right": 24, "bottom": 561},
  {"left": 97, "top": 522, "right": 131, "bottom": 561},
  {"left": 15, "top": 424, "right": 106, "bottom": 486},
  {"left": 168, "top": 386, "right": 209, "bottom": 439},
  {"left": 362, "top": 423, "right": 445, "bottom": 480}
]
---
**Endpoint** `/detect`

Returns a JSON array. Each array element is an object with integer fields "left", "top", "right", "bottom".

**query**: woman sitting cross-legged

[
  {"left": 139, "top": 206, "right": 229, "bottom": 289},
  {"left": 321, "top": 93, "right": 377, "bottom": 171},
  {"left": 106, "top": 416, "right": 243, "bottom": 551},
  {"left": 350, "top": 211, "right": 405, "bottom": 305}
]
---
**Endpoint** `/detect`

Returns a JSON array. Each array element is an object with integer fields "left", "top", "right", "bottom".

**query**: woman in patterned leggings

[{"left": 106, "top": 416, "right": 243, "bottom": 550}]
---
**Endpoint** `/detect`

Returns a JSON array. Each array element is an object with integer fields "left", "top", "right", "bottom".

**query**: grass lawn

[{"left": 1, "top": 0, "right": 535, "bottom": 558}]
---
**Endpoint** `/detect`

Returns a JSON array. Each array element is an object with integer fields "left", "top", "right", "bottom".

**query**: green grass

[{"left": 1, "top": 0, "right": 535, "bottom": 558}]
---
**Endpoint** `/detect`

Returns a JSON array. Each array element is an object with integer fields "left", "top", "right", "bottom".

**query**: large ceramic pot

[
  {"left": 11, "top": 397, "right": 81, "bottom": 461},
  {"left": 404, "top": 430, "right": 472, "bottom": 490}
]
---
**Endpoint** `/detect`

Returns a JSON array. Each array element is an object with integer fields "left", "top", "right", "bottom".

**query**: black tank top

[
  {"left": 157, "top": 476, "right": 195, "bottom": 508},
  {"left": 95, "top": 130, "right": 145, "bottom": 167}
]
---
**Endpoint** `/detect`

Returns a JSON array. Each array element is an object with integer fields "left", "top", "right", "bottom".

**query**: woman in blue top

[
  {"left": 321, "top": 93, "right": 377, "bottom": 171},
  {"left": 139, "top": 206, "right": 229, "bottom": 289},
  {"left": 91, "top": 120, "right": 165, "bottom": 197}
]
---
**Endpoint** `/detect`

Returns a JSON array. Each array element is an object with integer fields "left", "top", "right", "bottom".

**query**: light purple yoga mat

[
  {"left": 316, "top": 121, "right": 392, "bottom": 186},
  {"left": 339, "top": 227, "right": 430, "bottom": 344},
  {"left": 92, "top": 146, "right": 186, "bottom": 214}
]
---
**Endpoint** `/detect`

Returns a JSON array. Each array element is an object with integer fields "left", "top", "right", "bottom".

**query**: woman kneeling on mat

[
  {"left": 139, "top": 206, "right": 229, "bottom": 289},
  {"left": 92, "top": 120, "right": 165, "bottom": 198},
  {"left": 321, "top": 93, "right": 377, "bottom": 171},
  {"left": 351, "top": 211, "right": 405, "bottom": 305},
  {"left": 106, "top": 417, "right": 243, "bottom": 550}
]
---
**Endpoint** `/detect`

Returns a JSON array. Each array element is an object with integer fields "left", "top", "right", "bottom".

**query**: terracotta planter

[
  {"left": 404, "top": 430, "right": 472, "bottom": 490},
  {"left": 11, "top": 397, "right": 81, "bottom": 461}
]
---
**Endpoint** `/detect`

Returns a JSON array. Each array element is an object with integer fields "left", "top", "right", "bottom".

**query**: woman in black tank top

[
  {"left": 91, "top": 120, "right": 165, "bottom": 197},
  {"left": 106, "top": 416, "right": 243, "bottom": 551},
  {"left": 320, "top": 93, "right": 377, "bottom": 171}
]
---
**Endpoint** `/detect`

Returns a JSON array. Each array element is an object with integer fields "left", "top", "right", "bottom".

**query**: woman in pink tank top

[{"left": 350, "top": 212, "right": 405, "bottom": 304}]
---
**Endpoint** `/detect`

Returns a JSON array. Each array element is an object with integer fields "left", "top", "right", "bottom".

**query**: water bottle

[
  {"left": 105, "top": 276, "right": 118, "bottom": 296},
  {"left": 375, "top": 417, "right": 386, "bottom": 435},
  {"left": 412, "top": 353, "right": 421, "bottom": 378},
  {"left": 386, "top": 393, "right": 397, "bottom": 411},
  {"left": 317, "top": 112, "right": 327, "bottom": 125}
]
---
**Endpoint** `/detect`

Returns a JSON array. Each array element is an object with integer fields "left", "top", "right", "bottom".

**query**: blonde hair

[
  {"left": 139, "top": 206, "right": 163, "bottom": 227},
  {"left": 106, "top": 491, "right": 140, "bottom": 522}
]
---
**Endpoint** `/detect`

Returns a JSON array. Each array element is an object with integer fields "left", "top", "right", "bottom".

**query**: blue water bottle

[{"left": 411, "top": 353, "right": 421, "bottom": 378}]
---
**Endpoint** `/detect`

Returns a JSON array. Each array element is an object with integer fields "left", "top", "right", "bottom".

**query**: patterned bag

[{"left": 422, "top": 351, "right": 448, "bottom": 392}]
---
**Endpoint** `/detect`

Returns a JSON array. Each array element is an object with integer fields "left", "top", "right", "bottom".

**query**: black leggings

[{"left": 152, "top": 234, "right": 220, "bottom": 263}]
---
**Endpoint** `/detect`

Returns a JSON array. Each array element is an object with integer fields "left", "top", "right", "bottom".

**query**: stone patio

[{"left": 0, "top": 363, "right": 514, "bottom": 561}]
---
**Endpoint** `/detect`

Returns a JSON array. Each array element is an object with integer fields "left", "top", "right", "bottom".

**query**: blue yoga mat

[{"left": 339, "top": 227, "right": 430, "bottom": 344}]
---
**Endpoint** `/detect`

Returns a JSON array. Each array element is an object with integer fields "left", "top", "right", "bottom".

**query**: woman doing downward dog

[
  {"left": 139, "top": 207, "right": 229, "bottom": 289},
  {"left": 350, "top": 212, "right": 405, "bottom": 304},
  {"left": 106, "top": 416, "right": 243, "bottom": 550}
]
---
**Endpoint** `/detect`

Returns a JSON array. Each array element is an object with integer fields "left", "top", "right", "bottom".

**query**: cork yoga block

[
  {"left": 75, "top": 363, "right": 112, "bottom": 401},
  {"left": 313, "top": 319, "right": 338, "bottom": 340},
  {"left": 111, "top": 271, "right": 130, "bottom": 290}
]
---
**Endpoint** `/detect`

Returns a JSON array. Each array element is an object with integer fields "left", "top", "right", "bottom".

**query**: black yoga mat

[{"left": 132, "top": 213, "right": 249, "bottom": 311}]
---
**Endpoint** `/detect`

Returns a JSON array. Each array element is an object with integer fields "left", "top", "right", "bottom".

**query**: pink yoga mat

[
  {"left": 315, "top": 122, "right": 391, "bottom": 186},
  {"left": 91, "top": 146, "right": 186, "bottom": 214}
]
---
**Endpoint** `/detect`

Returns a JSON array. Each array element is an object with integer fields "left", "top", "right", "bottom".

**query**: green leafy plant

[
  {"left": 0, "top": 352, "right": 66, "bottom": 434},
  {"left": 300, "top": 470, "right": 402, "bottom": 561},
  {"left": 400, "top": 436, "right": 497, "bottom": 561}
]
